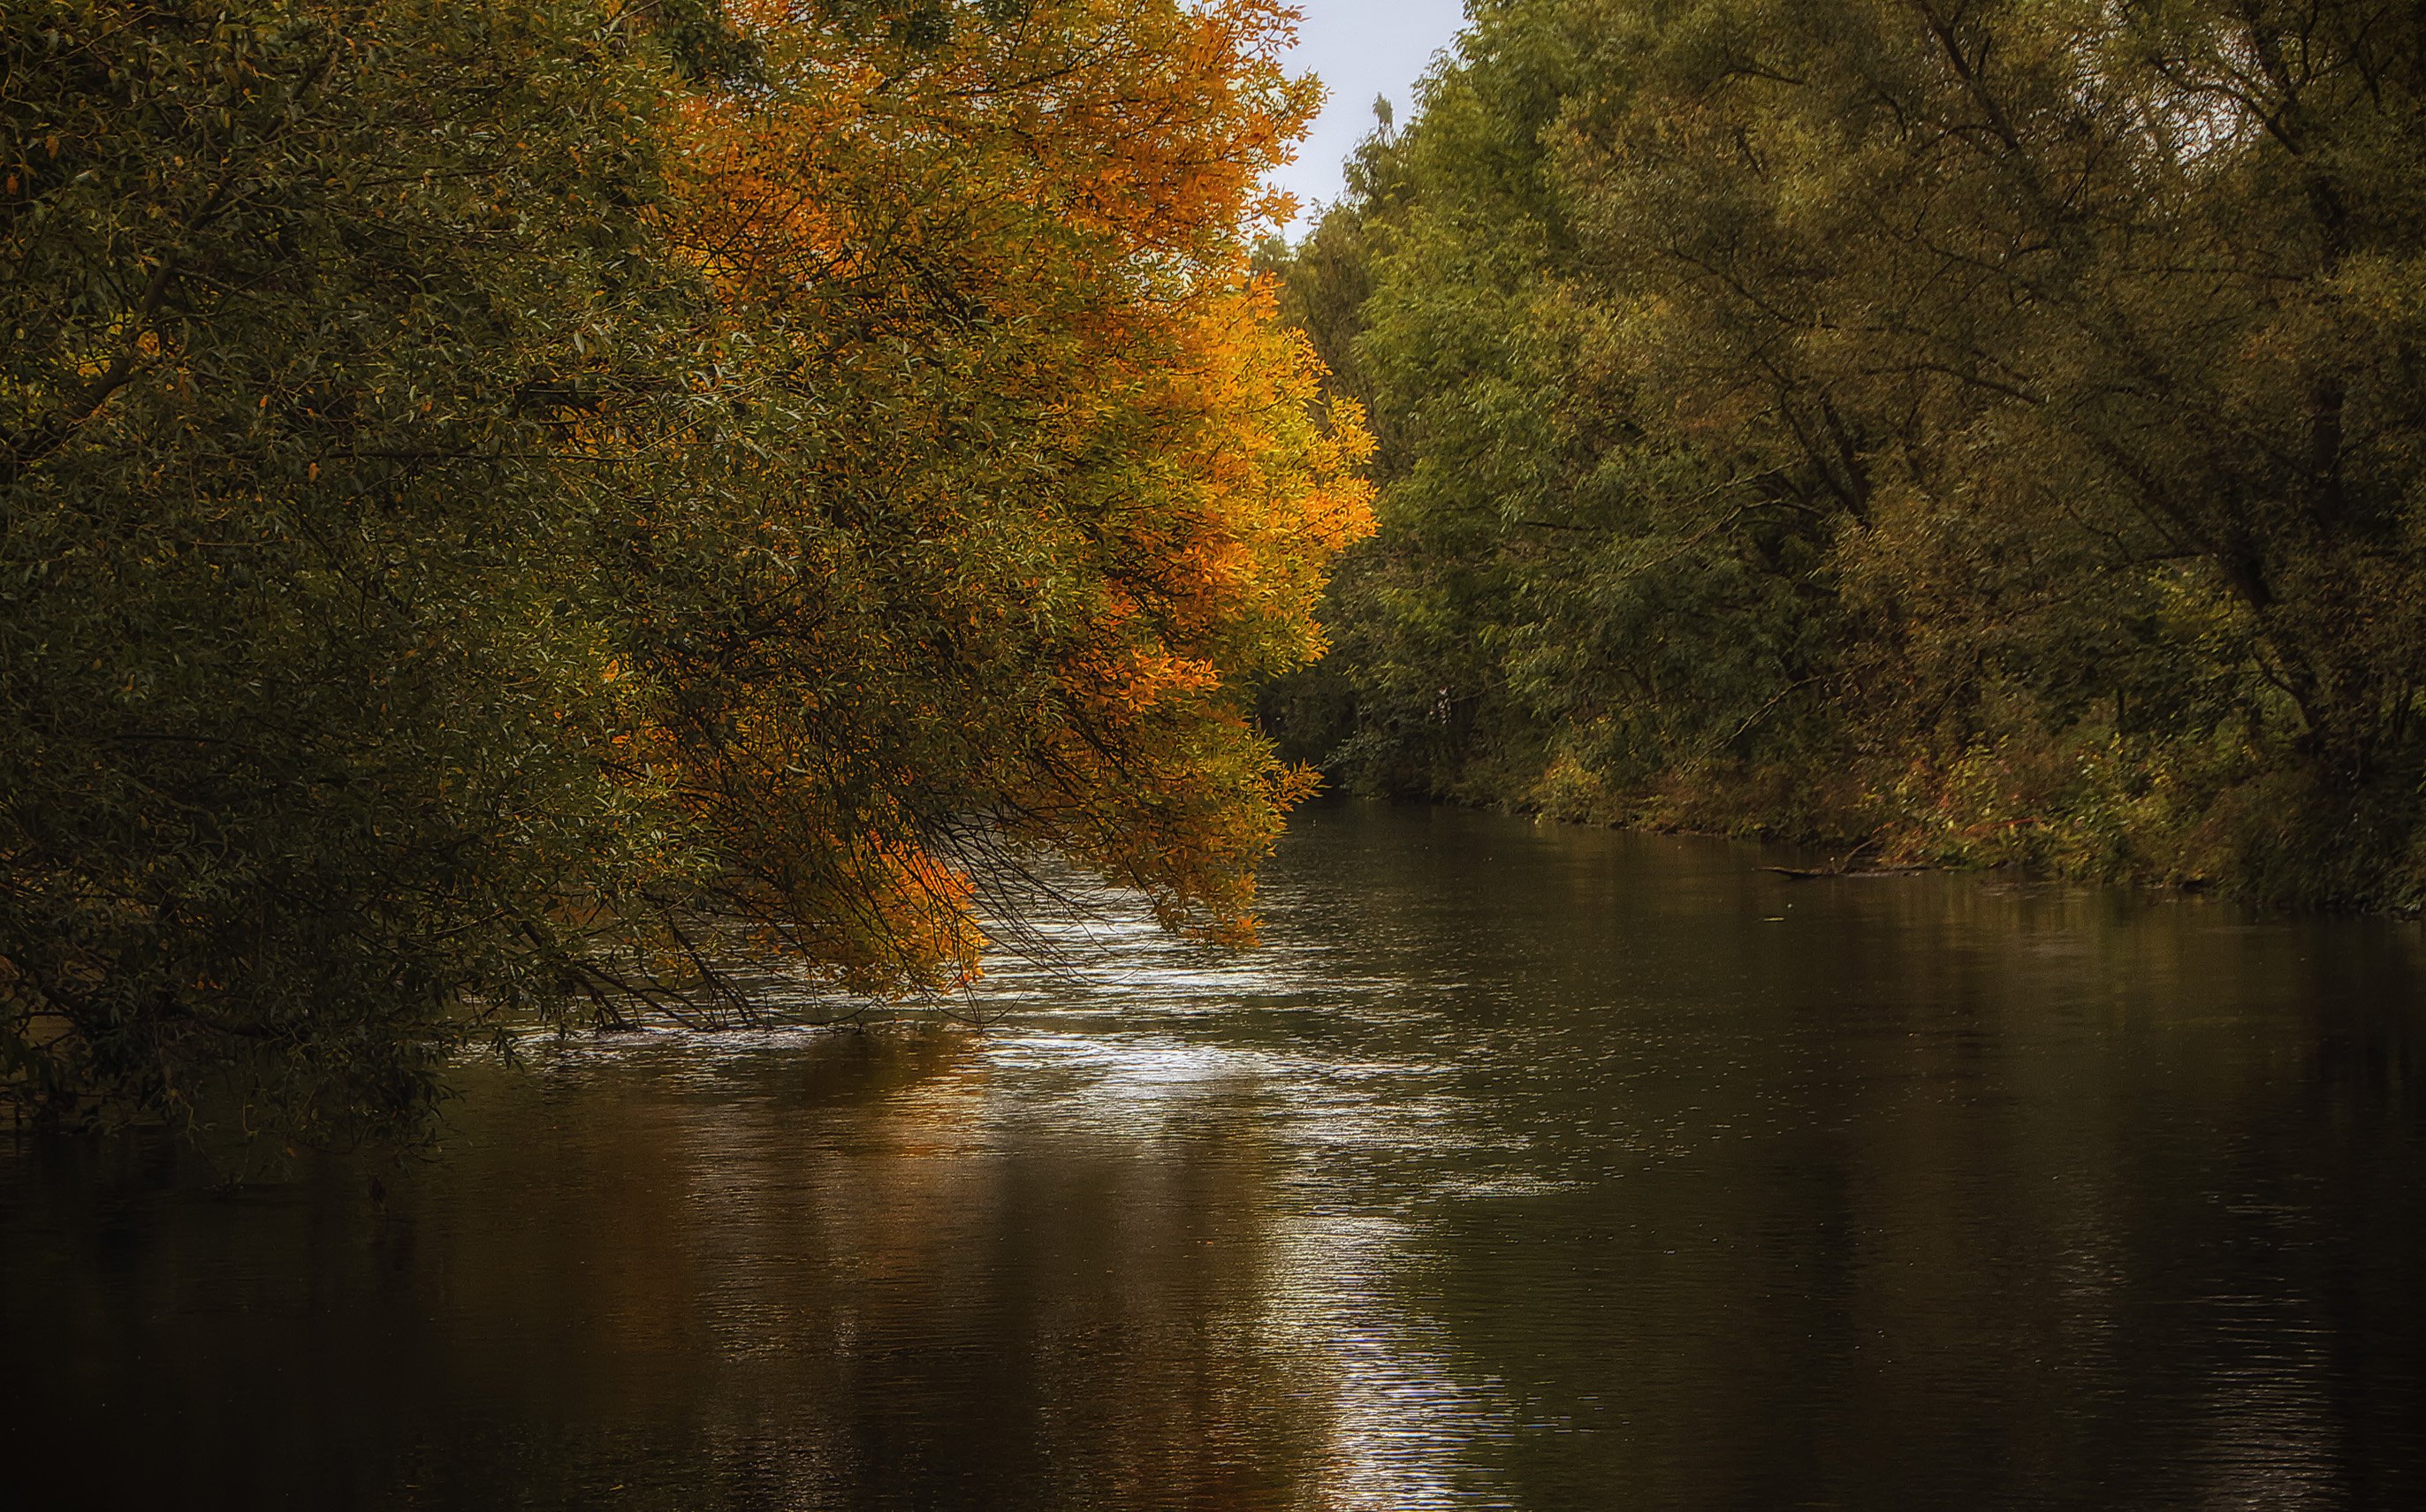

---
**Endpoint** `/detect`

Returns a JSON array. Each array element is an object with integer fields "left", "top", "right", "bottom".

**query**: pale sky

[{"left": 1266, "top": 0, "right": 1470, "bottom": 237}]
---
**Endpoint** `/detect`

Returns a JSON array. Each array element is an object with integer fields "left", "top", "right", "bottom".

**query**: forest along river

[{"left": 5, "top": 800, "right": 2425, "bottom": 1510}]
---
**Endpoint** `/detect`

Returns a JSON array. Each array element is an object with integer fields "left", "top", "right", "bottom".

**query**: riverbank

[{"left": 1320, "top": 735, "right": 2426, "bottom": 917}]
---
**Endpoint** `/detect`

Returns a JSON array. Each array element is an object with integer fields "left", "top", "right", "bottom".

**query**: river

[{"left": 5, "top": 800, "right": 2424, "bottom": 1508}]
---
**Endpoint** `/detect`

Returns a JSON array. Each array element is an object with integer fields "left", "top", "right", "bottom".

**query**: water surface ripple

[{"left": 5, "top": 801, "right": 2424, "bottom": 1508}]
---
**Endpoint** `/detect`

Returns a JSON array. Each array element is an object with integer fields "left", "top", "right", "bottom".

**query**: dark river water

[{"left": 6, "top": 801, "right": 2426, "bottom": 1509}]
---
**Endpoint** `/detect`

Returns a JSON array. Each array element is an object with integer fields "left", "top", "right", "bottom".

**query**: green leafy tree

[
  {"left": 1268, "top": 0, "right": 2426, "bottom": 903},
  {"left": 1, "top": 0, "right": 710, "bottom": 1146}
]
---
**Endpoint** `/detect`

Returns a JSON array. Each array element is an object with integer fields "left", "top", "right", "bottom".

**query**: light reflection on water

[
  {"left": 4, "top": 800, "right": 2425, "bottom": 1509},
  {"left": 914, "top": 885, "right": 1540, "bottom": 1508}
]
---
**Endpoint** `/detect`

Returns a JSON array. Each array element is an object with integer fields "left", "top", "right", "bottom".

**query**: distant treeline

[
  {"left": 1262, "top": 0, "right": 2426, "bottom": 909},
  {"left": 1, "top": 0, "right": 1367, "bottom": 1148}
]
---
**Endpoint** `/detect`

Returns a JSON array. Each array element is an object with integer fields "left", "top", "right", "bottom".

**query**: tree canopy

[
  {"left": 1, "top": 0, "right": 1369, "bottom": 1149},
  {"left": 1265, "top": 0, "right": 2426, "bottom": 910}
]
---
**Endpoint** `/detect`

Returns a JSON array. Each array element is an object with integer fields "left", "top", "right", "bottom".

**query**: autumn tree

[
  {"left": 614, "top": 0, "right": 1368, "bottom": 998},
  {"left": 1270, "top": 0, "right": 2426, "bottom": 906},
  {"left": 0, "top": 0, "right": 1369, "bottom": 1149}
]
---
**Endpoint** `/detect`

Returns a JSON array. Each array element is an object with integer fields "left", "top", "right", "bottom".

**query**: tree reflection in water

[{"left": 3, "top": 801, "right": 2422, "bottom": 1509}]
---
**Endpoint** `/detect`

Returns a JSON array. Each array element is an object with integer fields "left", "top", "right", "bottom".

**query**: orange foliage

[{"left": 625, "top": 0, "right": 1371, "bottom": 990}]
